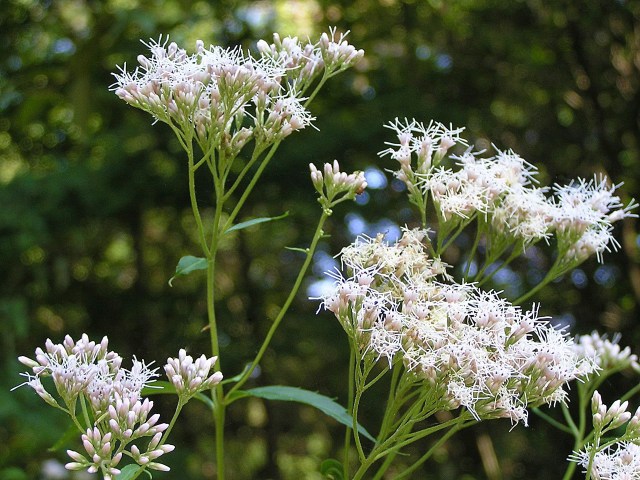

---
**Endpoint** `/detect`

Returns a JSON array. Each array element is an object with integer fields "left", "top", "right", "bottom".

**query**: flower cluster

[
  {"left": 309, "top": 160, "right": 367, "bottom": 210},
  {"left": 111, "top": 30, "right": 363, "bottom": 150},
  {"left": 321, "top": 229, "right": 598, "bottom": 425},
  {"left": 16, "top": 334, "right": 174, "bottom": 478},
  {"left": 380, "top": 118, "right": 637, "bottom": 263},
  {"left": 570, "top": 391, "right": 640, "bottom": 479},
  {"left": 574, "top": 331, "right": 640, "bottom": 373},
  {"left": 165, "top": 349, "right": 223, "bottom": 400}
]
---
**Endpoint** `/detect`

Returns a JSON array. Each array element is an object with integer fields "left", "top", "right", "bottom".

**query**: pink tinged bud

[
  {"left": 109, "top": 419, "right": 120, "bottom": 433},
  {"left": 207, "top": 371, "right": 223, "bottom": 386},
  {"left": 148, "top": 462, "right": 171, "bottom": 472},
  {"left": 147, "top": 413, "right": 160, "bottom": 426},
  {"left": 137, "top": 424, "right": 150, "bottom": 435},
  {"left": 100, "top": 442, "right": 112, "bottom": 457},
  {"left": 130, "top": 445, "right": 141, "bottom": 457},
  {"left": 83, "top": 439, "right": 95, "bottom": 456},
  {"left": 88, "top": 466, "right": 98, "bottom": 473},
  {"left": 320, "top": 33, "right": 330, "bottom": 50},
  {"left": 65, "top": 462, "right": 86, "bottom": 471},
  {"left": 148, "top": 432, "right": 163, "bottom": 450},
  {"left": 18, "top": 356, "right": 39, "bottom": 368},
  {"left": 161, "top": 444, "right": 175, "bottom": 453},
  {"left": 67, "top": 450, "right": 87, "bottom": 463},
  {"left": 137, "top": 55, "right": 151, "bottom": 69},
  {"left": 150, "top": 423, "right": 168, "bottom": 434},
  {"left": 148, "top": 449, "right": 167, "bottom": 460},
  {"left": 112, "top": 452, "right": 123, "bottom": 465}
]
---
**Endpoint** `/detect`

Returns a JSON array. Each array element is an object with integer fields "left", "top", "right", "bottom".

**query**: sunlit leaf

[{"left": 168, "top": 256, "right": 208, "bottom": 286}]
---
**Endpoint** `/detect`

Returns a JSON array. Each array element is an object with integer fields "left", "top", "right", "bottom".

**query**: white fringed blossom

[
  {"left": 112, "top": 31, "right": 362, "bottom": 148},
  {"left": 320, "top": 229, "right": 598, "bottom": 425},
  {"left": 379, "top": 117, "right": 637, "bottom": 262},
  {"left": 574, "top": 331, "right": 640, "bottom": 373}
]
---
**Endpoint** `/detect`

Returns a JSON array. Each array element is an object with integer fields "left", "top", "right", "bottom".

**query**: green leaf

[
  {"left": 168, "top": 256, "right": 208, "bottom": 286},
  {"left": 320, "top": 459, "right": 344, "bottom": 479},
  {"left": 115, "top": 465, "right": 147, "bottom": 480},
  {"left": 224, "top": 211, "right": 289, "bottom": 234},
  {"left": 243, "top": 386, "right": 375, "bottom": 442}
]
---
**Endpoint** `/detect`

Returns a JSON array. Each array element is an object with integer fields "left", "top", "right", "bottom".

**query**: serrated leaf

[
  {"left": 224, "top": 211, "right": 289, "bottom": 234},
  {"left": 168, "top": 256, "right": 208, "bottom": 286},
  {"left": 320, "top": 459, "right": 344, "bottom": 479},
  {"left": 243, "top": 386, "right": 375, "bottom": 442}
]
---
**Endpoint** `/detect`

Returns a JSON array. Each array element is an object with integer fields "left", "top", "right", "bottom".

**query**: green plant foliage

[
  {"left": 3, "top": 0, "right": 639, "bottom": 478},
  {"left": 238, "top": 385, "right": 375, "bottom": 442}
]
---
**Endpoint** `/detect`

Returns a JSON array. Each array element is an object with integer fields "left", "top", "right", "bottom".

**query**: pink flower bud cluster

[
  {"left": 380, "top": 118, "right": 636, "bottom": 263},
  {"left": 16, "top": 334, "right": 176, "bottom": 477},
  {"left": 257, "top": 28, "right": 364, "bottom": 91},
  {"left": 320, "top": 229, "right": 598, "bottom": 425},
  {"left": 164, "top": 349, "right": 223, "bottom": 399},
  {"left": 570, "top": 391, "right": 640, "bottom": 478},
  {"left": 309, "top": 160, "right": 367, "bottom": 206}
]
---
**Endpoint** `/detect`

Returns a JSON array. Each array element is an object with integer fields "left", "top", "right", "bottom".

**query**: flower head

[
  {"left": 319, "top": 229, "right": 597, "bottom": 425},
  {"left": 16, "top": 334, "right": 172, "bottom": 476}
]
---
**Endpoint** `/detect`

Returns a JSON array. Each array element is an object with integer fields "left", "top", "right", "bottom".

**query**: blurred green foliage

[{"left": 1, "top": 0, "right": 639, "bottom": 478}]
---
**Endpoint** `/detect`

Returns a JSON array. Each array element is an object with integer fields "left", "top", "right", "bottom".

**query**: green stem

[
  {"left": 343, "top": 348, "right": 356, "bottom": 479},
  {"left": 514, "top": 253, "right": 577, "bottom": 304},
  {"left": 463, "top": 222, "right": 482, "bottom": 278},
  {"left": 222, "top": 144, "right": 265, "bottom": 202},
  {"left": 226, "top": 211, "right": 330, "bottom": 398},
  {"left": 208, "top": 194, "right": 226, "bottom": 480},
  {"left": 128, "top": 401, "right": 186, "bottom": 480},
  {"left": 394, "top": 419, "right": 473, "bottom": 479},
  {"left": 352, "top": 387, "right": 367, "bottom": 462},
  {"left": 222, "top": 140, "right": 282, "bottom": 232},
  {"left": 532, "top": 407, "right": 574, "bottom": 435},
  {"left": 476, "top": 245, "right": 522, "bottom": 287},
  {"left": 187, "top": 145, "right": 212, "bottom": 259}
]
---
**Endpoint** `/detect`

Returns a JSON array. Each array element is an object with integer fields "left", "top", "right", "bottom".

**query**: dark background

[{"left": 1, "top": 0, "right": 639, "bottom": 478}]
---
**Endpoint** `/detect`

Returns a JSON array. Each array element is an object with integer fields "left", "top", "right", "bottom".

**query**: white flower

[
  {"left": 574, "top": 331, "right": 640, "bottom": 373},
  {"left": 319, "top": 229, "right": 596, "bottom": 425},
  {"left": 570, "top": 442, "right": 640, "bottom": 479}
]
